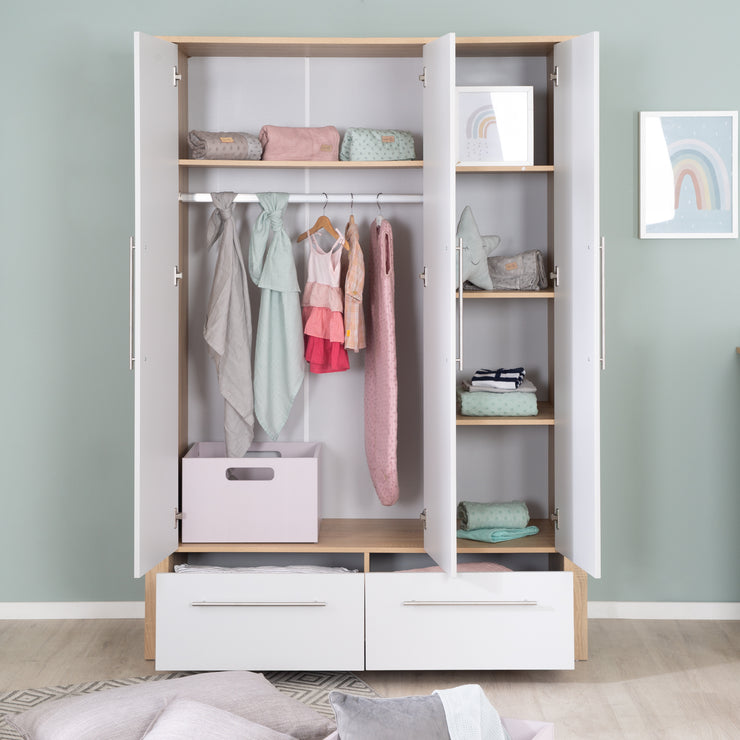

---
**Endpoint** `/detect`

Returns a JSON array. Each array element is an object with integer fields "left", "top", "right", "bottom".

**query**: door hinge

[
  {"left": 550, "top": 265, "right": 560, "bottom": 287},
  {"left": 418, "top": 67, "right": 427, "bottom": 87},
  {"left": 173, "top": 265, "right": 183, "bottom": 286},
  {"left": 550, "top": 507, "right": 560, "bottom": 530},
  {"left": 174, "top": 509, "right": 183, "bottom": 528},
  {"left": 550, "top": 65, "right": 559, "bottom": 87},
  {"left": 420, "top": 508, "right": 427, "bottom": 530},
  {"left": 418, "top": 265, "right": 428, "bottom": 287},
  {"left": 173, "top": 66, "right": 182, "bottom": 87}
]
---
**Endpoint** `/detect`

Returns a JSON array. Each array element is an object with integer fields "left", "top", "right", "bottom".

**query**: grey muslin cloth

[
  {"left": 457, "top": 500, "right": 531, "bottom": 531},
  {"left": 485, "top": 249, "right": 548, "bottom": 291},
  {"left": 248, "top": 193, "right": 304, "bottom": 440},
  {"left": 203, "top": 192, "right": 254, "bottom": 457},
  {"left": 188, "top": 130, "right": 262, "bottom": 160}
]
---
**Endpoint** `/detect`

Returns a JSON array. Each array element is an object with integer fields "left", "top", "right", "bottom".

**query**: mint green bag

[{"left": 340, "top": 128, "right": 416, "bottom": 161}]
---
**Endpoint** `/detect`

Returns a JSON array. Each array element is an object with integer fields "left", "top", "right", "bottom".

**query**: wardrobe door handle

[
  {"left": 190, "top": 601, "right": 327, "bottom": 608},
  {"left": 599, "top": 236, "right": 606, "bottom": 370},
  {"left": 456, "top": 237, "right": 464, "bottom": 370},
  {"left": 402, "top": 600, "right": 538, "bottom": 607},
  {"left": 129, "top": 236, "right": 135, "bottom": 370}
]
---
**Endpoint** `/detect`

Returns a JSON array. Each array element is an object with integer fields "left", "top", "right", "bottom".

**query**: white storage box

[{"left": 181, "top": 442, "right": 320, "bottom": 543}]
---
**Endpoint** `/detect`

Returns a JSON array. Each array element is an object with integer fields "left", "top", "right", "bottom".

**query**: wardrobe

[{"left": 133, "top": 32, "right": 601, "bottom": 671}]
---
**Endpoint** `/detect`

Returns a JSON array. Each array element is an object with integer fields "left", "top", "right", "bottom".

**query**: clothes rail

[{"left": 179, "top": 193, "right": 423, "bottom": 204}]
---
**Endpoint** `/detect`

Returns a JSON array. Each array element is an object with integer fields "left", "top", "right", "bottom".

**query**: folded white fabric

[
  {"left": 463, "top": 378, "right": 537, "bottom": 394},
  {"left": 434, "top": 684, "right": 510, "bottom": 740}
]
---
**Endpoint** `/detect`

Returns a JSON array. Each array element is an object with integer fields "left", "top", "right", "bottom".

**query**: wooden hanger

[{"left": 297, "top": 193, "right": 341, "bottom": 243}]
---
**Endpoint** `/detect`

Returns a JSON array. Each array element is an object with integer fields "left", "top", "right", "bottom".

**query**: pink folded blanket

[{"left": 259, "top": 125, "right": 339, "bottom": 161}]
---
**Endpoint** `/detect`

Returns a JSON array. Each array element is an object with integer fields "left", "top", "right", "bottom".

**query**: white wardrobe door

[
  {"left": 421, "top": 33, "right": 457, "bottom": 575},
  {"left": 553, "top": 32, "right": 601, "bottom": 578},
  {"left": 133, "top": 32, "right": 180, "bottom": 578}
]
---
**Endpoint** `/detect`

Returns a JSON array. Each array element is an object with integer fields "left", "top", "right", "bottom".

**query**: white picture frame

[
  {"left": 456, "top": 86, "right": 534, "bottom": 167},
  {"left": 639, "top": 111, "right": 738, "bottom": 239}
]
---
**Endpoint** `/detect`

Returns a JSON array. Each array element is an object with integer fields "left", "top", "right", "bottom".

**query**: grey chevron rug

[{"left": 0, "top": 671, "right": 377, "bottom": 739}]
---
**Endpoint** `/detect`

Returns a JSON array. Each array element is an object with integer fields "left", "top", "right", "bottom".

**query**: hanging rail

[{"left": 179, "top": 192, "right": 423, "bottom": 204}]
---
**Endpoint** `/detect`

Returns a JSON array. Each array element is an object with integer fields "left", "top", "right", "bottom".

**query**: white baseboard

[
  {"left": 0, "top": 602, "right": 145, "bottom": 619},
  {"left": 588, "top": 601, "right": 740, "bottom": 620}
]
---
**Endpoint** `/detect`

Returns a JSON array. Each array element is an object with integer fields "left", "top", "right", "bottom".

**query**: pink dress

[
  {"left": 301, "top": 232, "right": 350, "bottom": 374},
  {"left": 364, "top": 218, "right": 399, "bottom": 506}
]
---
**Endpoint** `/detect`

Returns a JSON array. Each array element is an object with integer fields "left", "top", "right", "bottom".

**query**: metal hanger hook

[
  {"left": 350, "top": 193, "right": 354, "bottom": 213},
  {"left": 322, "top": 192, "right": 328, "bottom": 213},
  {"left": 376, "top": 192, "right": 383, "bottom": 215}
]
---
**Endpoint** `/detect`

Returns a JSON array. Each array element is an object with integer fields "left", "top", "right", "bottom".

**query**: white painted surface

[
  {"left": 553, "top": 32, "right": 601, "bottom": 578},
  {"left": 421, "top": 34, "right": 458, "bottom": 575},
  {"left": 133, "top": 33, "right": 180, "bottom": 578},
  {"left": 156, "top": 573, "right": 365, "bottom": 670},
  {"left": 365, "top": 572, "right": 574, "bottom": 669}
]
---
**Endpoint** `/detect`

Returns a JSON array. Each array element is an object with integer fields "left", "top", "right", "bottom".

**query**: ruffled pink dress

[{"left": 301, "top": 232, "right": 350, "bottom": 374}]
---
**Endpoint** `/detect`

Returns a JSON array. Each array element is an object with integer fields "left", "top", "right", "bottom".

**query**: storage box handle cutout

[{"left": 225, "top": 467, "right": 276, "bottom": 482}]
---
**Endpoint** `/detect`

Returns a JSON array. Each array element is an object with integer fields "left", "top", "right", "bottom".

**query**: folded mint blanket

[
  {"left": 457, "top": 500, "right": 530, "bottom": 530},
  {"left": 457, "top": 525, "right": 540, "bottom": 543}
]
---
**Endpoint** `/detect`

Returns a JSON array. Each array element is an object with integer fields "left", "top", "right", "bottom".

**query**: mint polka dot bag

[{"left": 340, "top": 128, "right": 416, "bottom": 161}]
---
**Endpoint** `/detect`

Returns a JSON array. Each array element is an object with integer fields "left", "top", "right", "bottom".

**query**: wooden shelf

[
  {"left": 456, "top": 164, "right": 553, "bottom": 173},
  {"left": 457, "top": 401, "right": 554, "bottom": 426},
  {"left": 177, "top": 517, "right": 555, "bottom": 555},
  {"left": 179, "top": 159, "right": 422, "bottom": 169},
  {"left": 459, "top": 289, "right": 554, "bottom": 299}
]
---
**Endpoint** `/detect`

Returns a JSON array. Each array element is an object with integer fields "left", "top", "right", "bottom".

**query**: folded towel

[
  {"left": 456, "top": 525, "right": 540, "bottom": 543},
  {"left": 471, "top": 367, "right": 526, "bottom": 390},
  {"left": 463, "top": 378, "right": 537, "bottom": 394},
  {"left": 259, "top": 125, "right": 340, "bottom": 161},
  {"left": 457, "top": 386, "right": 538, "bottom": 417},
  {"left": 457, "top": 501, "right": 530, "bottom": 531},
  {"left": 188, "top": 130, "right": 262, "bottom": 160}
]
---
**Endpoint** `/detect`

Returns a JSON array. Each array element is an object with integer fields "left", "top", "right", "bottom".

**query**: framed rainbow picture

[
  {"left": 456, "top": 86, "right": 534, "bottom": 167},
  {"left": 639, "top": 111, "right": 738, "bottom": 239}
]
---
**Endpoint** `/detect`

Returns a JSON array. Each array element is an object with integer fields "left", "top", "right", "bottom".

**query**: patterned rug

[{"left": 0, "top": 671, "right": 377, "bottom": 739}]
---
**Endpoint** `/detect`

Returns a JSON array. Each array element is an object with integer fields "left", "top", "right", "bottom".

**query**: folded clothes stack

[
  {"left": 458, "top": 367, "right": 538, "bottom": 417},
  {"left": 471, "top": 367, "right": 526, "bottom": 390},
  {"left": 456, "top": 500, "right": 540, "bottom": 543}
]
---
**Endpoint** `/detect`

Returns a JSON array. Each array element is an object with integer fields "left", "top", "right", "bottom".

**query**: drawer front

[
  {"left": 156, "top": 573, "right": 364, "bottom": 671},
  {"left": 365, "top": 572, "right": 574, "bottom": 670}
]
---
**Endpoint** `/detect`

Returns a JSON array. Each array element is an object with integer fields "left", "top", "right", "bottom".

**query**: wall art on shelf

[
  {"left": 639, "top": 111, "right": 738, "bottom": 238},
  {"left": 456, "top": 86, "right": 534, "bottom": 167}
]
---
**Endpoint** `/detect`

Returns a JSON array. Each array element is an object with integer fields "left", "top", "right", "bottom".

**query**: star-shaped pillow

[{"left": 456, "top": 206, "right": 501, "bottom": 290}]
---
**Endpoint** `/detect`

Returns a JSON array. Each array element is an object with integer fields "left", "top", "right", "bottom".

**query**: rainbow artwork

[
  {"left": 463, "top": 104, "right": 504, "bottom": 163},
  {"left": 669, "top": 138, "right": 731, "bottom": 212}
]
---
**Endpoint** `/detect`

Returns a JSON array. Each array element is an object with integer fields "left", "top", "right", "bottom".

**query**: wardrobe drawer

[
  {"left": 156, "top": 573, "right": 364, "bottom": 671},
  {"left": 365, "top": 572, "right": 573, "bottom": 670}
]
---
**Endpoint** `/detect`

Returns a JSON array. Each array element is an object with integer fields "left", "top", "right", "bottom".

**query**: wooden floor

[{"left": 1, "top": 619, "right": 738, "bottom": 738}]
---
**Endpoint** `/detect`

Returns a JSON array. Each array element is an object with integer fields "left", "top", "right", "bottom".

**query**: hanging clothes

[
  {"left": 364, "top": 217, "right": 399, "bottom": 505},
  {"left": 203, "top": 191, "right": 254, "bottom": 457},
  {"left": 302, "top": 229, "right": 350, "bottom": 373},
  {"left": 343, "top": 215, "right": 366, "bottom": 352},
  {"left": 248, "top": 192, "right": 305, "bottom": 440}
]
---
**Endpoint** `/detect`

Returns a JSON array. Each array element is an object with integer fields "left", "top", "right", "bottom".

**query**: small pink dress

[
  {"left": 301, "top": 232, "right": 350, "bottom": 374},
  {"left": 364, "top": 218, "right": 399, "bottom": 505}
]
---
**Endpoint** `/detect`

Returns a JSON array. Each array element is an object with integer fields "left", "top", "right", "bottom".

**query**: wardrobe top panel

[{"left": 159, "top": 36, "right": 573, "bottom": 59}]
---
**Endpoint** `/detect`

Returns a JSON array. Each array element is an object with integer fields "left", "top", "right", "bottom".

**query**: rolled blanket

[
  {"left": 456, "top": 525, "right": 540, "bottom": 543},
  {"left": 340, "top": 127, "right": 416, "bottom": 161},
  {"left": 259, "top": 124, "right": 340, "bottom": 161},
  {"left": 187, "top": 130, "right": 262, "bottom": 160},
  {"left": 457, "top": 500, "right": 530, "bottom": 531}
]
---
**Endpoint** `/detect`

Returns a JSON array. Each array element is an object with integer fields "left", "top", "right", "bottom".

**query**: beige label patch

[
  {"left": 505, "top": 261, "right": 519, "bottom": 271},
  {"left": 381, "top": 135, "right": 395, "bottom": 143},
  {"left": 219, "top": 136, "right": 234, "bottom": 143},
  {"left": 320, "top": 144, "right": 332, "bottom": 152}
]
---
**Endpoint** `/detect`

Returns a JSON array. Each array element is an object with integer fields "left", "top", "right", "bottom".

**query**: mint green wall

[{"left": 1, "top": 0, "right": 738, "bottom": 603}]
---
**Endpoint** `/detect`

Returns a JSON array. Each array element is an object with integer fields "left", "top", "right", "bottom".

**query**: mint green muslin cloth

[
  {"left": 456, "top": 526, "right": 540, "bottom": 543},
  {"left": 248, "top": 193, "right": 304, "bottom": 440},
  {"left": 457, "top": 500, "right": 530, "bottom": 530}
]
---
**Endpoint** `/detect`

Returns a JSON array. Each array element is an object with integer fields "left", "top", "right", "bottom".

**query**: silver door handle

[
  {"left": 599, "top": 236, "right": 606, "bottom": 370},
  {"left": 190, "top": 601, "right": 327, "bottom": 608},
  {"left": 402, "top": 600, "right": 538, "bottom": 607},
  {"left": 456, "top": 237, "right": 464, "bottom": 370},
  {"left": 129, "top": 236, "right": 135, "bottom": 370}
]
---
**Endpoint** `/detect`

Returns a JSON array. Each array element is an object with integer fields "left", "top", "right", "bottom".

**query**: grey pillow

[
  {"left": 329, "top": 691, "right": 450, "bottom": 740},
  {"left": 456, "top": 206, "right": 501, "bottom": 290},
  {"left": 142, "top": 698, "right": 298, "bottom": 739},
  {"left": 9, "top": 671, "right": 335, "bottom": 740}
]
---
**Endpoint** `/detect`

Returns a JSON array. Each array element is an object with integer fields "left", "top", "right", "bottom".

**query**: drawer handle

[
  {"left": 402, "top": 600, "right": 538, "bottom": 607},
  {"left": 191, "top": 601, "right": 327, "bottom": 608}
]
